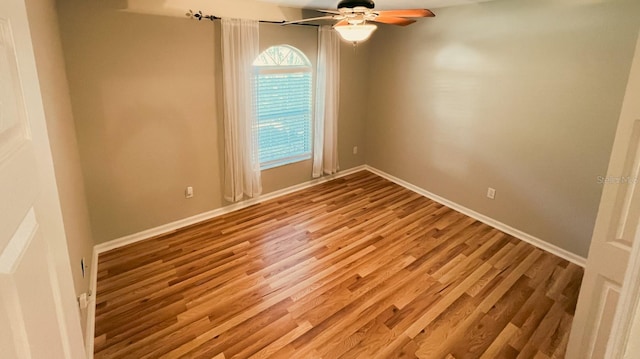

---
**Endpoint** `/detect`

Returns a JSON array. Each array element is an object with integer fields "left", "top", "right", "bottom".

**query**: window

[{"left": 253, "top": 45, "right": 313, "bottom": 169}]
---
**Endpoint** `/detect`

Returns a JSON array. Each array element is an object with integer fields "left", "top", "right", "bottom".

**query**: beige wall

[
  {"left": 57, "top": 3, "right": 367, "bottom": 243},
  {"left": 339, "top": 43, "right": 369, "bottom": 170},
  {"left": 365, "top": 0, "right": 640, "bottom": 257},
  {"left": 24, "top": 0, "right": 94, "bottom": 329}
]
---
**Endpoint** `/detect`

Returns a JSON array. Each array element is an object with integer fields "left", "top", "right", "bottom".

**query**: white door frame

[
  {"left": 607, "top": 224, "right": 640, "bottom": 357},
  {"left": 604, "top": 29, "right": 640, "bottom": 359}
]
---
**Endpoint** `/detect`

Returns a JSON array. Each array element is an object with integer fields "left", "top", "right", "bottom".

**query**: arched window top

[{"left": 253, "top": 45, "right": 311, "bottom": 67}]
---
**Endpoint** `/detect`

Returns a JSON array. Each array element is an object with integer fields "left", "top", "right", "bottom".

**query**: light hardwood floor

[{"left": 94, "top": 170, "right": 583, "bottom": 358}]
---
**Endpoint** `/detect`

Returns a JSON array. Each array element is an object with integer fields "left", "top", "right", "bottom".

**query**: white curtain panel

[
  {"left": 313, "top": 25, "right": 341, "bottom": 178},
  {"left": 221, "top": 18, "right": 262, "bottom": 202}
]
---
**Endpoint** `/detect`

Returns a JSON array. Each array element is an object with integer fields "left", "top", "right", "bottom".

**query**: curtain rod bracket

[{"left": 186, "top": 9, "right": 220, "bottom": 22}]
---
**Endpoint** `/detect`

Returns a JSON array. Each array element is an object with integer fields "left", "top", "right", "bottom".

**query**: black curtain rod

[{"left": 186, "top": 10, "right": 319, "bottom": 27}]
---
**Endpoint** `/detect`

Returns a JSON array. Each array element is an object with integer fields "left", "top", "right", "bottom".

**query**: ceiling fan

[{"left": 284, "top": 0, "right": 435, "bottom": 43}]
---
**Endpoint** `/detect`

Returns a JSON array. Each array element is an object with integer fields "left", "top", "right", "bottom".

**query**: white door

[
  {"left": 566, "top": 32, "right": 640, "bottom": 358},
  {"left": 0, "top": 0, "right": 85, "bottom": 358}
]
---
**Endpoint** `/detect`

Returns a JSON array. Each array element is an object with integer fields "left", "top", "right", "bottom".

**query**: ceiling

[
  {"left": 255, "top": 0, "right": 497, "bottom": 10},
  {"left": 120, "top": 0, "right": 498, "bottom": 22}
]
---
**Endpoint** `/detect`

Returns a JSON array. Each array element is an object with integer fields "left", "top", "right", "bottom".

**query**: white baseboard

[
  {"left": 364, "top": 165, "right": 587, "bottom": 267},
  {"left": 94, "top": 165, "right": 365, "bottom": 254},
  {"left": 93, "top": 162, "right": 587, "bottom": 263}
]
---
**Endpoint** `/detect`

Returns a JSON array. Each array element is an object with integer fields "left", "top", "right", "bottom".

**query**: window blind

[{"left": 256, "top": 71, "right": 313, "bottom": 168}]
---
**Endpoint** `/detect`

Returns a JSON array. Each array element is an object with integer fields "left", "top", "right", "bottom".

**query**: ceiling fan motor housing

[{"left": 337, "top": 0, "right": 375, "bottom": 9}]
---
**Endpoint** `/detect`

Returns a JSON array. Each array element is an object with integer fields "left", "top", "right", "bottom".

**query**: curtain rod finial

[{"left": 186, "top": 9, "right": 218, "bottom": 21}]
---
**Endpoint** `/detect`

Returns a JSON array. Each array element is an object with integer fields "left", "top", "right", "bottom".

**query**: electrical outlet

[
  {"left": 487, "top": 187, "right": 496, "bottom": 200},
  {"left": 353, "top": 146, "right": 358, "bottom": 155},
  {"left": 185, "top": 186, "right": 194, "bottom": 199}
]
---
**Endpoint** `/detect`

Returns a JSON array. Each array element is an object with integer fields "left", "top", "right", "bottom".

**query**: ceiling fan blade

[
  {"left": 372, "top": 16, "right": 417, "bottom": 26},
  {"left": 282, "top": 16, "right": 337, "bottom": 25},
  {"left": 316, "top": 9, "right": 342, "bottom": 15},
  {"left": 375, "top": 9, "right": 435, "bottom": 18},
  {"left": 334, "top": 19, "right": 349, "bottom": 27}
]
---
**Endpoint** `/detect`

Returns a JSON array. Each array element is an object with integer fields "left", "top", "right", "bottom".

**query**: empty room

[{"left": 2, "top": 0, "right": 640, "bottom": 358}]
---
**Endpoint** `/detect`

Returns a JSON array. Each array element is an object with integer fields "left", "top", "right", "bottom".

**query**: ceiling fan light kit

[{"left": 335, "top": 24, "right": 378, "bottom": 43}]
